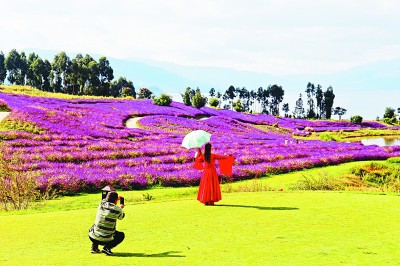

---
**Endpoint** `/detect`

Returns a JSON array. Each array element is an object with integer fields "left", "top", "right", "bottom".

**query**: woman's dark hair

[
  {"left": 106, "top": 191, "right": 118, "bottom": 203},
  {"left": 204, "top": 143, "right": 212, "bottom": 162}
]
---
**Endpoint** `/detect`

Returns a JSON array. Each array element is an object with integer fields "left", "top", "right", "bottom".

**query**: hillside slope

[{"left": 1, "top": 87, "right": 399, "bottom": 194}]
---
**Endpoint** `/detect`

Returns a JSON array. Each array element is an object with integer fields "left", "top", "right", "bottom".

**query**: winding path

[
  {"left": 0, "top": 112, "right": 9, "bottom": 122},
  {"left": 125, "top": 117, "right": 142, "bottom": 128}
]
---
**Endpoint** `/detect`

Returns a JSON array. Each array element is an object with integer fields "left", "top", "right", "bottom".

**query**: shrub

[
  {"left": 233, "top": 179, "right": 272, "bottom": 192},
  {"left": 209, "top": 97, "right": 220, "bottom": 108},
  {"left": 233, "top": 100, "right": 244, "bottom": 112},
  {"left": 0, "top": 100, "right": 9, "bottom": 111},
  {"left": 191, "top": 90, "right": 207, "bottom": 108},
  {"left": 0, "top": 99, "right": 11, "bottom": 112},
  {"left": 290, "top": 173, "right": 343, "bottom": 191},
  {"left": 350, "top": 115, "right": 363, "bottom": 125},
  {"left": 350, "top": 162, "right": 400, "bottom": 189},
  {"left": 142, "top": 193, "right": 154, "bottom": 201},
  {"left": 152, "top": 94, "right": 172, "bottom": 106},
  {"left": 0, "top": 150, "right": 40, "bottom": 211},
  {"left": 120, "top": 87, "right": 134, "bottom": 98},
  {"left": 383, "top": 117, "right": 398, "bottom": 125}
]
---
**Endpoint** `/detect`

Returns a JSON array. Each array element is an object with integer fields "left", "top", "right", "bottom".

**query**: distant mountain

[
  {"left": 113, "top": 58, "right": 400, "bottom": 120},
  {"left": 23, "top": 48, "right": 400, "bottom": 93},
  {"left": 17, "top": 49, "right": 400, "bottom": 119}
]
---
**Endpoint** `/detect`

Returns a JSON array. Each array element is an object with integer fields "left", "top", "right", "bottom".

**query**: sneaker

[
  {"left": 90, "top": 246, "right": 101, "bottom": 254},
  {"left": 102, "top": 247, "right": 114, "bottom": 256}
]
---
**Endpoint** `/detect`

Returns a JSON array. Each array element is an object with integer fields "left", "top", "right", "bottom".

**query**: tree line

[
  {"left": 182, "top": 83, "right": 343, "bottom": 119},
  {"left": 1, "top": 49, "right": 348, "bottom": 119},
  {"left": 0, "top": 49, "right": 143, "bottom": 98}
]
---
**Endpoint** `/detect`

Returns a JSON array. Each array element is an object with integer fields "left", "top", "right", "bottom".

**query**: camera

[{"left": 119, "top": 196, "right": 124, "bottom": 205}]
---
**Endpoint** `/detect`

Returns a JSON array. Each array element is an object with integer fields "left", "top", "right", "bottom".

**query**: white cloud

[{"left": 1, "top": 0, "right": 400, "bottom": 74}]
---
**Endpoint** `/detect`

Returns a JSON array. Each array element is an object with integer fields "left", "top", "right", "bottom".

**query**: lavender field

[{"left": 1, "top": 91, "right": 400, "bottom": 195}]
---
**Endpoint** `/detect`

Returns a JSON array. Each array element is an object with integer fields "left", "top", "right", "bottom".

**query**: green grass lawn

[{"left": 2, "top": 162, "right": 400, "bottom": 265}]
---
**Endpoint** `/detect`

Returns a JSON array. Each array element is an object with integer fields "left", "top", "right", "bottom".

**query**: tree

[
  {"left": 236, "top": 87, "right": 250, "bottom": 112},
  {"left": 383, "top": 107, "right": 396, "bottom": 119},
  {"left": 66, "top": 54, "right": 81, "bottom": 94},
  {"left": 41, "top": 60, "right": 52, "bottom": 91},
  {"left": 282, "top": 103, "right": 289, "bottom": 117},
  {"left": 209, "top": 88, "right": 215, "bottom": 97},
  {"left": 191, "top": 88, "right": 207, "bottom": 108},
  {"left": 98, "top": 57, "right": 114, "bottom": 96},
  {"left": 383, "top": 107, "right": 397, "bottom": 124},
  {"left": 249, "top": 89, "right": 257, "bottom": 112},
  {"left": 137, "top": 88, "right": 153, "bottom": 99},
  {"left": 51, "top": 51, "right": 70, "bottom": 93},
  {"left": 110, "top": 77, "right": 135, "bottom": 98},
  {"left": 70, "top": 54, "right": 99, "bottom": 95},
  {"left": 223, "top": 85, "right": 236, "bottom": 110},
  {"left": 324, "top": 86, "right": 335, "bottom": 119},
  {"left": 0, "top": 52, "right": 6, "bottom": 84},
  {"left": 26, "top": 53, "right": 47, "bottom": 90},
  {"left": 120, "top": 87, "right": 134, "bottom": 98},
  {"left": 181, "top": 87, "right": 195, "bottom": 106},
  {"left": 256, "top": 87, "right": 269, "bottom": 114},
  {"left": 333, "top": 107, "right": 347, "bottom": 120},
  {"left": 5, "top": 49, "right": 27, "bottom": 85},
  {"left": 315, "top": 84, "right": 324, "bottom": 118},
  {"left": 305, "top": 82, "right": 316, "bottom": 118},
  {"left": 19, "top": 52, "right": 28, "bottom": 85},
  {"left": 26, "top": 52, "right": 39, "bottom": 87},
  {"left": 85, "top": 59, "right": 100, "bottom": 95},
  {"left": 350, "top": 115, "right": 363, "bottom": 125},
  {"left": 293, "top": 93, "right": 305, "bottom": 118},
  {"left": 268, "top": 84, "right": 284, "bottom": 116}
]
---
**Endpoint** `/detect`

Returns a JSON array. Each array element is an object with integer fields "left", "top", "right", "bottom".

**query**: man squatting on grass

[{"left": 88, "top": 191, "right": 125, "bottom": 255}]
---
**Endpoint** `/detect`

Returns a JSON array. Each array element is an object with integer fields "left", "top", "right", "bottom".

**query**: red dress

[{"left": 194, "top": 153, "right": 234, "bottom": 204}]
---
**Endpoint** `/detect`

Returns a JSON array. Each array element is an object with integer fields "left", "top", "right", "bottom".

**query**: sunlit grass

[
  {"left": 2, "top": 160, "right": 400, "bottom": 264},
  {"left": 0, "top": 161, "right": 379, "bottom": 215},
  {"left": 0, "top": 85, "right": 109, "bottom": 99},
  {"left": 0, "top": 117, "right": 44, "bottom": 133},
  {"left": 1, "top": 190, "right": 400, "bottom": 265},
  {"left": 296, "top": 129, "right": 400, "bottom": 142}
]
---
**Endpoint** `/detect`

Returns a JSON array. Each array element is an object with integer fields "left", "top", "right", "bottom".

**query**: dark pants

[{"left": 89, "top": 231, "right": 125, "bottom": 249}]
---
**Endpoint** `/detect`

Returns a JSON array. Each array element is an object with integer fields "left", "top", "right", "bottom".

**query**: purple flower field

[{"left": 1, "top": 92, "right": 400, "bottom": 194}]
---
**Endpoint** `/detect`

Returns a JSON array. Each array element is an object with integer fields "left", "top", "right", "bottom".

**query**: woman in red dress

[{"left": 194, "top": 143, "right": 234, "bottom": 206}]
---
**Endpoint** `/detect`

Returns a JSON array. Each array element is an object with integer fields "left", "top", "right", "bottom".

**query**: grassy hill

[
  {"left": 1, "top": 85, "right": 400, "bottom": 265},
  {"left": 1, "top": 85, "right": 400, "bottom": 196}
]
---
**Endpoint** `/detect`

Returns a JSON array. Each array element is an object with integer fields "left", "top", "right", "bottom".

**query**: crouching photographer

[{"left": 88, "top": 191, "right": 125, "bottom": 255}]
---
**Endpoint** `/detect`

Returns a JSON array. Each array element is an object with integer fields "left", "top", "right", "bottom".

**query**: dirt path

[
  {"left": 125, "top": 117, "right": 142, "bottom": 128},
  {"left": 0, "top": 112, "right": 10, "bottom": 122}
]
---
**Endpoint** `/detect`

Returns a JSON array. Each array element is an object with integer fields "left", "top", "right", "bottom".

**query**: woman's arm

[
  {"left": 193, "top": 149, "right": 204, "bottom": 170},
  {"left": 213, "top": 153, "right": 229, "bottom": 160},
  {"left": 216, "top": 155, "right": 235, "bottom": 176},
  {"left": 194, "top": 148, "right": 202, "bottom": 160}
]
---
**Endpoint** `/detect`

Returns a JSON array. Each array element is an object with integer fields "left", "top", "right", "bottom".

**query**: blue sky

[
  {"left": 1, "top": 0, "right": 400, "bottom": 75},
  {"left": 1, "top": 0, "right": 400, "bottom": 119}
]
